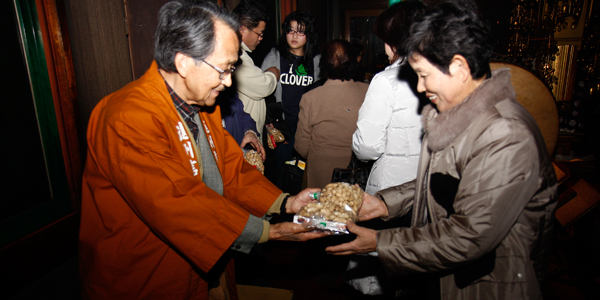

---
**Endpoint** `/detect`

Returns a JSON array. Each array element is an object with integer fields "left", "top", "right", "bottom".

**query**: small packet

[
  {"left": 243, "top": 149, "right": 264, "bottom": 174},
  {"left": 285, "top": 158, "right": 305, "bottom": 170},
  {"left": 295, "top": 182, "right": 364, "bottom": 234},
  {"left": 266, "top": 126, "right": 285, "bottom": 149}
]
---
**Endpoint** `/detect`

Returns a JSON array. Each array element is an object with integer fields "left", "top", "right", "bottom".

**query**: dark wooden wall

[
  {"left": 125, "top": 0, "right": 171, "bottom": 79},
  {"left": 62, "top": 0, "right": 134, "bottom": 152}
]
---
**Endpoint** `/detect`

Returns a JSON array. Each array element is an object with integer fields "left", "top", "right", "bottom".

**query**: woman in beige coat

[
  {"left": 326, "top": 1, "right": 557, "bottom": 299},
  {"left": 295, "top": 39, "right": 369, "bottom": 189}
]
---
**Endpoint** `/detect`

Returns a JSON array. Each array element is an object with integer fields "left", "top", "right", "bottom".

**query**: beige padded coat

[{"left": 295, "top": 79, "right": 369, "bottom": 189}]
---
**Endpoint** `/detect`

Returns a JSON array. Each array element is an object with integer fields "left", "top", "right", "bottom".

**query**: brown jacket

[
  {"left": 295, "top": 79, "right": 369, "bottom": 188},
  {"left": 376, "top": 69, "right": 557, "bottom": 299}
]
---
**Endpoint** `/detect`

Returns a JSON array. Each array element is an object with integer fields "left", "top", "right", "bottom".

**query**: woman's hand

[
  {"left": 325, "top": 222, "right": 377, "bottom": 255},
  {"left": 285, "top": 187, "right": 321, "bottom": 214},
  {"left": 358, "top": 193, "right": 389, "bottom": 221}
]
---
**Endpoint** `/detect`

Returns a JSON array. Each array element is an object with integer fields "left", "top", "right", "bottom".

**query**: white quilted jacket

[{"left": 352, "top": 59, "right": 423, "bottom": 194}]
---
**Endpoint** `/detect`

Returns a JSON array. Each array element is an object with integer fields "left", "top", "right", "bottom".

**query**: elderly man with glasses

[{"left": 79, "top": 1, "right": 326, "bottom": 299}]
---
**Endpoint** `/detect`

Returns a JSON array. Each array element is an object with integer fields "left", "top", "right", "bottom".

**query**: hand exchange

[{"left": 269, "top": 221, "right": 331, "bottom": 241}]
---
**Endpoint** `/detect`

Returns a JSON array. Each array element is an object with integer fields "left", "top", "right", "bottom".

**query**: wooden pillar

[{"left": 280, "top": 0, "right": 296, "bottom": 21}]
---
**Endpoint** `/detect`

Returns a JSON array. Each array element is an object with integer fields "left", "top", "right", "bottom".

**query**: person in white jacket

[
  {"left": 352, "top": 1, "right": 427, "bottom": 196},
  {"left": 348, "top": 2, "right": 427, "bottom": 295},
  {"left": 232, "top": 0, "right": 280, "bottom": 137}
]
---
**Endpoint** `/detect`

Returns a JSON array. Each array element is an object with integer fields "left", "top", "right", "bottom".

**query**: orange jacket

[{"left": 80, "top": 62, "right": 281, "bottom": 299}]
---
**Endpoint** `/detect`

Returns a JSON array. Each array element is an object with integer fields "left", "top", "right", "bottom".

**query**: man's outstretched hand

[{"left": 269, "top": 222, "right": 330, "bottom": 241}]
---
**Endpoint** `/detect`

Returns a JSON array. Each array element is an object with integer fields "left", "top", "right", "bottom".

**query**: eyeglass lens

[
  {"left": 201, "top": 59, "right": 235, "bottom": 80},
  {"left": 252, "top": 30, "right": 264, "bottom": 38},
  {"left": 287, "top": 29, "right": 305, "bottom": 36},
  {"left": 219, "top": 68, "right": 234, "bottom": 80}
]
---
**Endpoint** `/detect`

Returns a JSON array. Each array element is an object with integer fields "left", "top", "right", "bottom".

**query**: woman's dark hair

[
  {"left": 374, "top": 0, "right": 427, "bottom": 60},
  {"left": 232, "top": 0, "right": 269, "bottom": 30},
  {"left": 403, "top": 0, "right": 494, "bottom": 79},
  {"left": 319, "top": 39, "right": 359, "bottom": 81},
  {"left": 154, "top": 0, "right": 240, "bottom": 73},
  {"left": 278, "top": 10, "right": 319, "bottom": 74}
]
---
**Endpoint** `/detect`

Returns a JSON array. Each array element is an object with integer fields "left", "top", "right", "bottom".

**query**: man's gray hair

[{"left": 154, "top": 0, "right": 240, "bottom": 73}]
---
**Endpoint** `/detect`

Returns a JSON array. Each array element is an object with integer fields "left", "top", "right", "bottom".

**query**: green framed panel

[{"left": 0, "top": 0, "right": 73, "bottom": 248}]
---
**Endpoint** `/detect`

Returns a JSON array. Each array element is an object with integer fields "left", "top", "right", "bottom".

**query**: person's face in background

[
  {"left": 286, "top": 20, "right": 307, "bottom": 56},
  {"left": 240, "top": 21, "right": 266, "bottom": 51}
]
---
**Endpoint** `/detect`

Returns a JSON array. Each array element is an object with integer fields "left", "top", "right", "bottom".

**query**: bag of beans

[
  {"left": 294, "top": 182, "right": 364, "bottom": 234},
  {"left": 243, "top": 149, "right": 264, "bottom": 174}
]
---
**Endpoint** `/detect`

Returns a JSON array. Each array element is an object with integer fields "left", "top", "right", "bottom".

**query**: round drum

[{"left": 490, "top": 60, "right": 559, "bottom": 154}]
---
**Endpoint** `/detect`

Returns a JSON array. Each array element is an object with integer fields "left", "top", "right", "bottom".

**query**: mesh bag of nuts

[
  {"left": 243, "top": 150, "right": 264, "bottom": 174},
  {"left": 294, "top": 182, "right": 364, "bottom": 234},
  {"left": 266, "top": 127, "right": 285, "bottom": 149}
]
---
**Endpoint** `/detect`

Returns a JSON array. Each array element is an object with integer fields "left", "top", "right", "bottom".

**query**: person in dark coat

[{"left": 220, "top": 89, "right": 265, "bottom": 160}]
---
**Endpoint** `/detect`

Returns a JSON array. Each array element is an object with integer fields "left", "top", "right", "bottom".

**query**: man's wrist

[
  {"left": 268, "top": 223, "right": 279, "bottom": 241},
  {"left": 278, "top": 194, "right": 294, "bottom": 222},
  {"left": 280, "top": 194, "right": 291, "bottom": 214}
]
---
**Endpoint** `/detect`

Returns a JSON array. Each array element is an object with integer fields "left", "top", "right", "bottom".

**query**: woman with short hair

[{"left": 327, "top": 1, "right": 557, "bottom": 299}]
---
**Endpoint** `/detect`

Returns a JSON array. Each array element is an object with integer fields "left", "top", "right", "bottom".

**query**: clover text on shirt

[{"left": 280, "top": 73, "right": 313, "bottom": 86}]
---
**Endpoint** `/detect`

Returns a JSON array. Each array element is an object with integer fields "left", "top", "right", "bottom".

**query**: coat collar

[
  {"left": 384, "top": 57, "right": 405, "bottom": 71},
  {"left": 423, "top": 68, "right": 516, "bottom": 151},
  {"left": 139, "top": 61, "right": 176, "bottom": 111},
  {"left": 241, "top": 42, "right": 252, "bottom": 53}
]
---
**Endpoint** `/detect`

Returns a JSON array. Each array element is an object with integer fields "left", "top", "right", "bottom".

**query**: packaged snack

[
  {"left": 295, "top": 182, "right": 364, "bottom": 234},
  {"left": 266, "top": 127, "right": 285, "bottom": 149},
  {"left": 243, "top": 149, "right": 264, "bottom": 174}
]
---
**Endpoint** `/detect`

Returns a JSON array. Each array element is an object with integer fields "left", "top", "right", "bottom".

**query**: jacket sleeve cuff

[
  {"left": 244, "top": 129, "right": 259, "bottom": 138},
  {"left": 268, "top": 193, "right": 289, "bottom": 216},
  {"left": 230, "top": 214, "right": 264, "bottom": 253},
  {"left": 258, "top": 220, "right": 270, "bottom": 244},
  {"left": 265, "top": 70, "right": 278, "bottom": 82},
  {"left": 377, "top": 180, "right": 416, "bottom": 221}
]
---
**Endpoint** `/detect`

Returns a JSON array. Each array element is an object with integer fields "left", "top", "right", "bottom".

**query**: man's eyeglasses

[
  {"left": 200, "top": 59, "right": 235, "bottom": 80},
  {"left": 249, "top": 28, "right": 264, "bottom": 39},
  {"left": 286, "top": 29, "right": 306, "bottom": 37}
]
